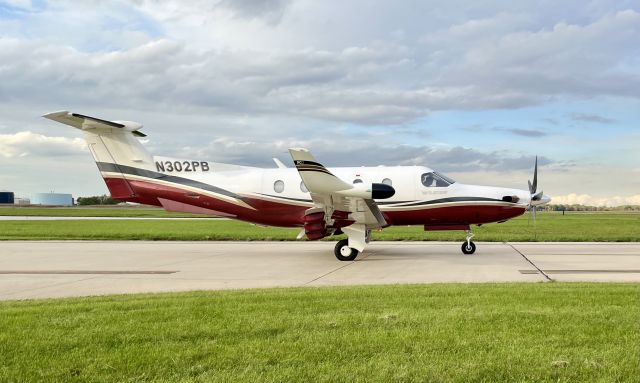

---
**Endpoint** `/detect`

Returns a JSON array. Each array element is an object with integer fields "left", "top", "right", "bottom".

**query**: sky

[{"left": 0, "top": 0, "right": 639, "bottom": 206}]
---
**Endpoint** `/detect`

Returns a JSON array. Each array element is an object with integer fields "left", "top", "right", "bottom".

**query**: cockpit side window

[{"left": 421, "top": 172, "right": 455, "bottom": 187}]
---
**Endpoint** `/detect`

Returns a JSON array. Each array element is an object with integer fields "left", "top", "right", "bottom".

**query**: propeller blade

[{"left": 531, "top": 156, "right": 538, "bottom": 194}]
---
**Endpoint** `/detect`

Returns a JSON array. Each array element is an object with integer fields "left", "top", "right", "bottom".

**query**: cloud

[
  {"left": 2, "top": 7, "right": 640, "bottom": 125},
  {"left": 0, "top": 131, "right": 86, "bottom": 158},
  {"left": 0, "top": 1, "right": 639, "bottom": 202},
  {"left": 219, "top": 0, "right": 292, "bottom": 23},
  {"left": 551, "top": 193, "right": 640, "bottom": 207},
  {"left": 171, "top": 136, "right": 548, "bottom": 172},
  {"left": 495, "top": 128, "right": 547, "bottom": 137},
  {"left": 571, "top": 113, "right": 616, "bottom": 124}
]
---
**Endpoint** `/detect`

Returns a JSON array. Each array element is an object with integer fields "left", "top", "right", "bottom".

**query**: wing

[{"left": 288, "top": 148, "right": 387, "bottom": 229}]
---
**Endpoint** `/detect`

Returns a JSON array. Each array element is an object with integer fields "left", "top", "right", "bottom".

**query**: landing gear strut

[
  {"left": 334, "top": 239, "right": 359, "bottom": 261},
  {"left": 461, "top": 229, "right": 476, "bottom": 255}
]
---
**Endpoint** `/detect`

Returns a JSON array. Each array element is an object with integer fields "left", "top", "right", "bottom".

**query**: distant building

[
  {"left": 0, "top": 191, "right": 15, "bottom": 204},
  {"left": 31, "top": 193, "right": 73, "bottom": 206},
  {"left": 14, "top": 197, "right": 31, "bottom": 205}
]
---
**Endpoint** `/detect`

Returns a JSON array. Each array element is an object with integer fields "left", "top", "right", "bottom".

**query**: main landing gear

[
  {"left": 334, "top": 239, "right": 358, "bottom": 261},
  {"left": 333, "top": 224, "right": 370, "bottom": 261},
  {"left": 461, "top": 229, "right": 476, "bottom": 255}
]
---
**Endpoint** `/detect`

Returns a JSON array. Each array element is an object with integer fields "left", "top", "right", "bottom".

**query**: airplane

[{"left": 43, "top": 111, "right": 551, "bottom": 261}]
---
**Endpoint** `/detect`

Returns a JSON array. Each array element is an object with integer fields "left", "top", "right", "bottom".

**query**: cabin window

[
  {"left": 381, "top": 178, "right": 392, "bottom": 186},
  {"left": 300, "top": 181, "right": 308, "bottom": 193},
  {"left": 274, "top": 180, "right": 285, "bottom": 193},
  {"left": 421, "top": 172, "right": 455, "bottom": 187},
  {"left": 353, "top": 179, "right": 363, "bottom": 184}
]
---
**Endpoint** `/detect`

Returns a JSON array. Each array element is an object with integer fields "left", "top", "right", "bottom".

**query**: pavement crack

[
  {"left": 507, "top": 242, "right": 553, "bottom": 282},
  {"left": 303, "top": 252, "right": 372, "bottom": 286}
]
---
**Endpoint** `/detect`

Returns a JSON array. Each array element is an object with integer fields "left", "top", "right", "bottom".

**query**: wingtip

[{"left": 42, "top": 110, "right": 70, "bottom": 119}]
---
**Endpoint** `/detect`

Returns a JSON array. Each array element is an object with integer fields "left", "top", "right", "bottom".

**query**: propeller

[{"left": 527, "top": 156, "right": 545, "bottom": 238}]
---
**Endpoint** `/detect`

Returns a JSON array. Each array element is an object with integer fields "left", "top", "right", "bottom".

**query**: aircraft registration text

[{"left": 156, "top": 161, "right": 210, "bottom": 172}]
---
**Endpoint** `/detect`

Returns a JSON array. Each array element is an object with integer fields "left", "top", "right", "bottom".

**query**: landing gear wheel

[
  {"left": 461, "top": 241, "right": 476, "bottom": 255},
  {"left": 334, "top": 239, "right": 359, "bottom": 261}
]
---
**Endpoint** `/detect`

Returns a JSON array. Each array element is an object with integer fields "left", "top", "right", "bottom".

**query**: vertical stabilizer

[{"left": 43, "top": 111, "right": 154, "bottom": 200}]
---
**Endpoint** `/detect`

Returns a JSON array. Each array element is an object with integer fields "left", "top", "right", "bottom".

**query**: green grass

[
  {"left": 0, "top": 212, "right": 638, "bottom": 241},
  {"left": 0, "top": 206, "right": 205, "bottom": 218},
  {"left": 0, "top": 284, "right": 638, "bottom": 382}
]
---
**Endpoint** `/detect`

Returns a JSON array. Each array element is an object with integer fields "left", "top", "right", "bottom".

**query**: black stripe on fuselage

[
  {"left": 256, "top": 193, "right": 313, "bottom": 203},
  {"left": 394, "top": 197, "right": 510, "bottom": 207},
  {"left": 254, "top": 193, "right": 512, "bottom": 208},
  {"left": 96, "top": 162, "right": 240, "bottom": 199}
]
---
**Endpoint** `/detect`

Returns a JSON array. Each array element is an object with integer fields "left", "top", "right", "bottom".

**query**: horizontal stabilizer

[{"left": 43, "top": 111, "right": 146, "bottom": 136}]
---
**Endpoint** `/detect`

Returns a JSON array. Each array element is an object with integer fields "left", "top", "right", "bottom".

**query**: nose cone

[
  {"left": 531, "top": 194, "right": 551, "bottom": 206},
  {"left": 371, "top": 183, "right": 395, "bottom": 199}
]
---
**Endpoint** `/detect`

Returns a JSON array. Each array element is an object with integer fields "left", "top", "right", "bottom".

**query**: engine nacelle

[{"left": 336, "top": 183, "right": 395, "bottom": 200}]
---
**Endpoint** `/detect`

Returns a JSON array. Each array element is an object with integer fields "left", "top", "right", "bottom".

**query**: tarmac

[{"left": 0, "top": 241, "right": 638, "bottom": 300}]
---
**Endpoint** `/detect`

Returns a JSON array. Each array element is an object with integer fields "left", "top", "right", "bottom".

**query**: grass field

[
  {"left": 0, "top": 206, "right": 204, "bottom": 218},
  {"left": 0, "top": 212, "right": 638, "bottom": 241},
  {"left": 1, "top": 283, "right": 638, "bottom": 382}
]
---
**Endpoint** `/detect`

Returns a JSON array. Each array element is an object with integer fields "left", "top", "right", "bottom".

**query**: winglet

[{"left": 288, "top": 148, "right": 352, "bottom": 194}]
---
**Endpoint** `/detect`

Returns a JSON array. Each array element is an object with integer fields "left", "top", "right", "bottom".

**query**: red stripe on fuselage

[
  {"left": 103, "top": 177, "right": 526, "bottom": 228},
  {"left": 383, "top": 204, "right": 526, "bottom": 226},
  {"left": 104, "top": 177, "right": 307, "bottom": 227}
]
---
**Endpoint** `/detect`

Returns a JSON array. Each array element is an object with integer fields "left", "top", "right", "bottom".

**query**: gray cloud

[
  {"left": 164, "top": 136, "right": 550, "bottom": 173},
  {"left": 571, "top": 113, "right": 616, "bottom": 124},
  {"left": 220, "top": 0, "right": 292, "bottom": 23},
  {"left": 1, "top": 1, "right": 639, "bottom": 202},
  {"left": 1, "top": 7, "right": 640, "bottom": 126},
  {"left": 495, "top": 128, "right": 548, "bottom": 137}
]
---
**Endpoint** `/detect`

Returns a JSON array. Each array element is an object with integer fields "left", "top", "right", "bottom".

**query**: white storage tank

[
  {"left": 14, "top": 197, "right": 31, "bottom": 205},
  {"left": 31, "top": 193, "right": 73, "bottom": 206}
]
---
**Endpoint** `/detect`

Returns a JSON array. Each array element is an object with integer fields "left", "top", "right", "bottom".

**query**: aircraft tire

[
  {"left": 461, "top": 241, "right": 476, "bottom": 255},
  {"left": 334, "top": 239, "right": 358, "bottom": 261}
]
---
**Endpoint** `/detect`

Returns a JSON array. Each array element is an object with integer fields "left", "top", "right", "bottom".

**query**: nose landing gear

[{"left": 461, "top": 229, "right": 476, "bottom": 255}]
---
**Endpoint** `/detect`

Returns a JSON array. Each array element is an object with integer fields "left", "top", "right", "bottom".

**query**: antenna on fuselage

[{"left": 273, "top": 158, "right": 288, "bottom": 169}]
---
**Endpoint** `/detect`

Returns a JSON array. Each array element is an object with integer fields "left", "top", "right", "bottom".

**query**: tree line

[
  {"left": 546, "top": 204, "right": 640, "bottom": 212},
  {"left": 76, "top": 195, "right": 120, "bottom": 206}
]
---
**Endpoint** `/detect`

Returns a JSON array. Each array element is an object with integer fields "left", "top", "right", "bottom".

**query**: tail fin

[{"left": 43, "top": 111, "right": 154, "bottom": 201}]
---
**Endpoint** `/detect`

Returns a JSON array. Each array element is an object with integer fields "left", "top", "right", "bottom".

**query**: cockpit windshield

[{"left": 421, "top": 172, "right": 456, "bottom": 187}]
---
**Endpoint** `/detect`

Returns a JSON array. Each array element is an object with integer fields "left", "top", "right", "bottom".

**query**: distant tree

[
  {"left": 547, "top": 204, "right": 640, "bottom": 212},
  {"left": 77, "top": 195, "right": 120, "bottom": 206}
]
